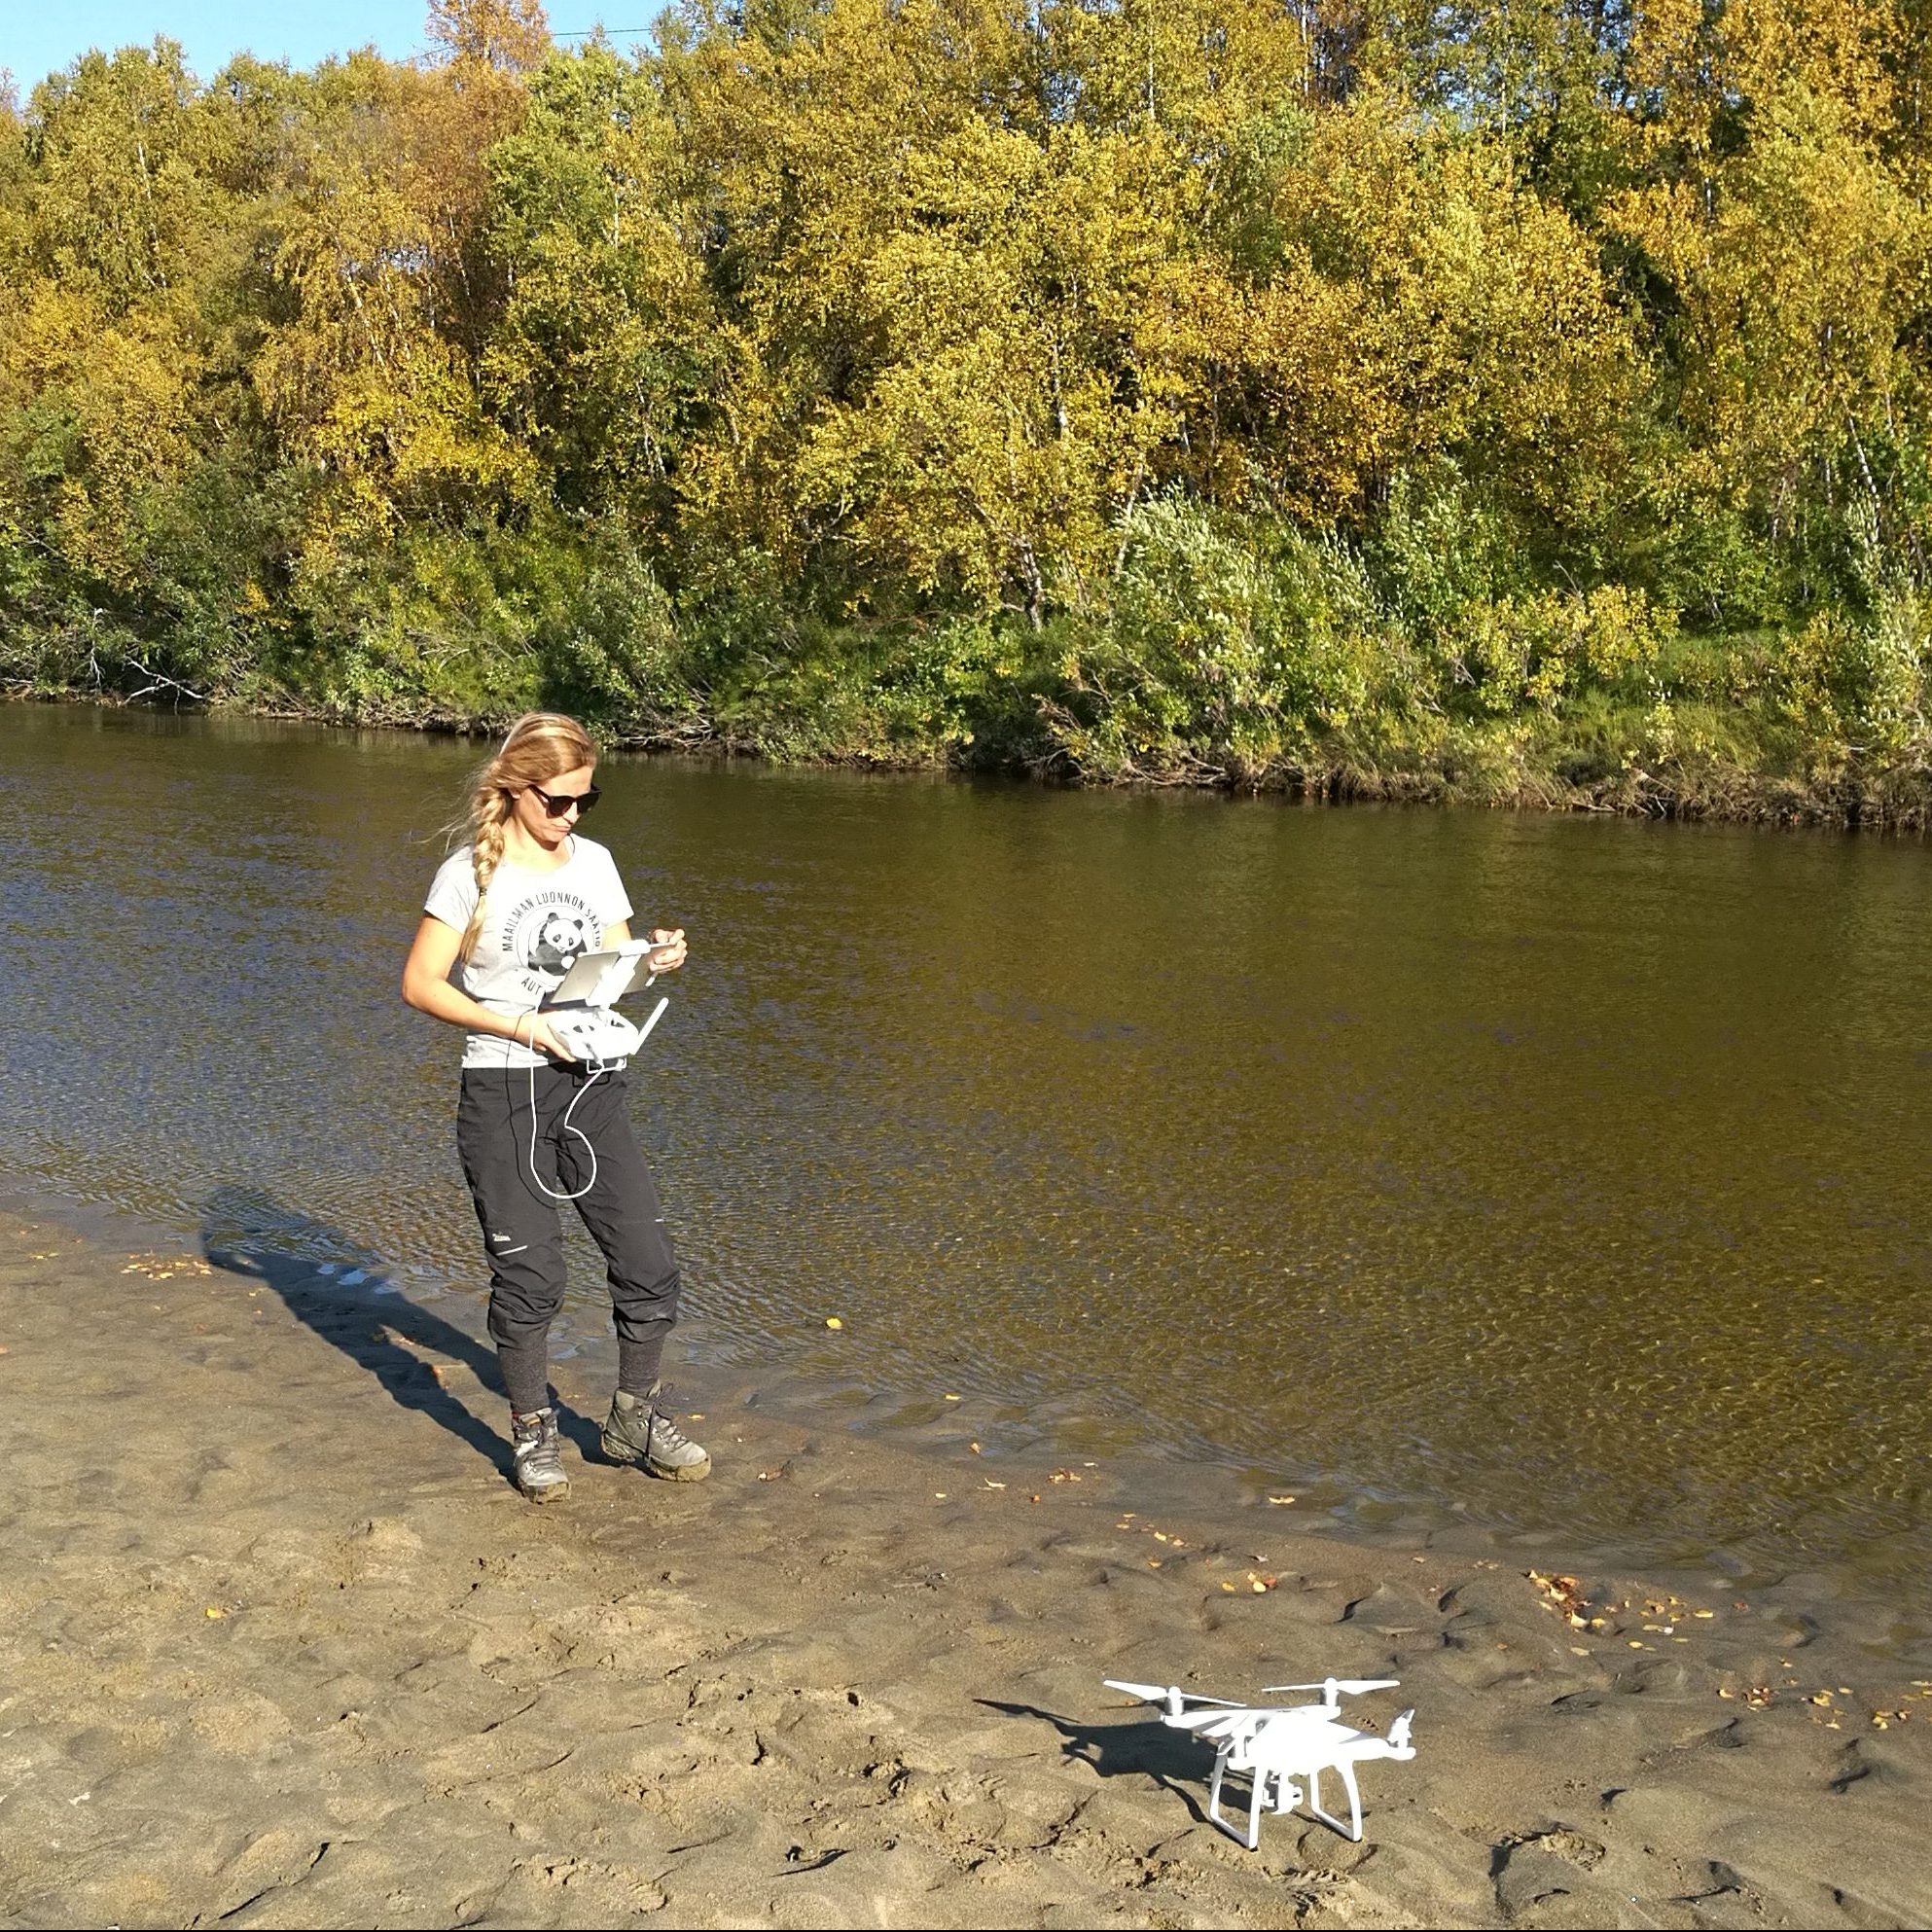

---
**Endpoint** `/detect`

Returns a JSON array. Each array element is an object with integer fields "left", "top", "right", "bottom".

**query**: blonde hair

[{"left": 449, "top": 711, "right": 599, "bottom": 959}]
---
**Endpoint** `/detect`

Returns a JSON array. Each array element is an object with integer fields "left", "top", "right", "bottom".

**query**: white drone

[{"left": 1103, "top": 1676, "right": 1416, "bottom": 1849}]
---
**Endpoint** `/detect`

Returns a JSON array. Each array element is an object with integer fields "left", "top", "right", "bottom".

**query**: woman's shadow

[{"left": 198, "top": 1183, "right": 602, "bottom": 1478}]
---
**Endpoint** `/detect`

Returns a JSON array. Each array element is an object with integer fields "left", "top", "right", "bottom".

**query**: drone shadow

[
  {"left": 197, "top": 1183, "right": 605, "bottom": 1479},
  {"left": 976, "top": 1700, "right": 1215, "bottom": 1828}
]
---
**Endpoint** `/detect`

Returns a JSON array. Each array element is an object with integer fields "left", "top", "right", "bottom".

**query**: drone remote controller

[
  {"left": 546, "top": 1008, "right": 643, "bottom": 1071},
  {"left": 541, "top": 990, "right": 670, "bottom": 1073}
]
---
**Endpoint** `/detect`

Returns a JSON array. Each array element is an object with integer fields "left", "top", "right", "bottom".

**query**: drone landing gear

[
  {"left": 1208, "top": 1761, "right": 1296, "bottom": 1851},
  {"left": 1207, "top": 1759, "right": 1365, "bottom": 1849},
  {"left": 1303, "top": 1763, "right": 1366, "bottom": 1843}
]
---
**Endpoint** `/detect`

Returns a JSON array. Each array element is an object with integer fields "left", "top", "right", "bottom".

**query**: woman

[{"left": 402, "top": 711, "right": 709, "bottom": 1501}]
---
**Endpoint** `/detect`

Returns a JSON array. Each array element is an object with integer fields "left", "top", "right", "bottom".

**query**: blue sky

[{"left": 1, "top": 3, "right": 645, "bottom": 95}]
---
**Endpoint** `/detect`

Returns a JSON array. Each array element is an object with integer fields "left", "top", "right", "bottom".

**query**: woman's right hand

[{"left": 518, "top": 1014, "right": 576, "bottom": 1061}]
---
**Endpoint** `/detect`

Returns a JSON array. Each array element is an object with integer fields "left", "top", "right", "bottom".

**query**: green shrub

[
  {"left": 1051, "top": 495, "right": 1392, "bottom": 781},
  {"left": 287, "top": 519, "right": 696, "bottom": 731}
]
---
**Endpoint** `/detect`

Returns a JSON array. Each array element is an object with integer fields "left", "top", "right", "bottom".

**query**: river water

[{"left": 4, "top": 705, "right": 1928, "bottom": 1603}]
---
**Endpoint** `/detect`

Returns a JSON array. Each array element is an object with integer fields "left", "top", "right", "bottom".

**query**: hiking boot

[
  {"left": 510, "top": 1407, "right": 570, "bottom": 1502},
  {"left": 602, "top": 1384, "right": 711, "bottom": 1481}
]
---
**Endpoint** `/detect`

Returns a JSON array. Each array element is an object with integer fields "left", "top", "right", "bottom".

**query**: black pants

[{"left": 457, "top": 1066, "right": 681, "bottom": 1415}]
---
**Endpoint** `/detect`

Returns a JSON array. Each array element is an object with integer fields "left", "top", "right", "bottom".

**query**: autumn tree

[{"left": 0, "top": 0, "right": 1927, "bottom": 802}]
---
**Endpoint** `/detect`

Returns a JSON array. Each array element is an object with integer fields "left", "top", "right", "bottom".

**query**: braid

[
  {"left": 443, "top": 711, "right": 600, "bottom": 963},
  {"left": 460, "top": 791, "right": 512, "bottom": 962}
]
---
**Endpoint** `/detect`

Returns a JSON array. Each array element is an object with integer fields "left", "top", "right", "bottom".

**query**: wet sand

[{"left": 2, "top": 1204, "right": 1928, "bottom": 1930}]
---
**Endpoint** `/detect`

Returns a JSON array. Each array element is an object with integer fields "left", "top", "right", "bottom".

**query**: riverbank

[
  {"left": 3, "top": 1202, "right": 1928, "bottom": 1929},
  {"left": 10, "top": 686, "right": 1932, "bottom": 832}
]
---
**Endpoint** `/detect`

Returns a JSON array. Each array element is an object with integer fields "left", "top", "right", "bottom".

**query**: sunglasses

[{"left": 528, "top": 783, "right": 601, "bottom": 818}]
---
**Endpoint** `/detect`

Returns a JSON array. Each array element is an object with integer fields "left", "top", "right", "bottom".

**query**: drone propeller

[
  {"left": 1167, "top": 1705, "right": 1274, "bottom": 1732},
  {"left": 1103, "top": 1680, "right": 1250, "bottom": 1709},
  {"left": 1262, "top": 1678, "right": 1402, "bottom": 1696}
]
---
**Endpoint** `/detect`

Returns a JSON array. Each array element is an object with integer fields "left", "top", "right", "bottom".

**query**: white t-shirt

[{"left": 424, "top": 837, "right": 634, "bottom": 1068}]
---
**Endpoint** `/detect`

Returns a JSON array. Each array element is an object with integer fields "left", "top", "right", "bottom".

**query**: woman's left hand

[{"left": 648, "top": 927, "right": 688, "bottom": 972}]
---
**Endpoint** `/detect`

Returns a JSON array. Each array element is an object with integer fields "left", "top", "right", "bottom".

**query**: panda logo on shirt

[
  {"left": 529, "top": 909, "right": 594, "bottom": 974},
  {"left": 502, "top": 889, "right": 601, "bottom": 993}
]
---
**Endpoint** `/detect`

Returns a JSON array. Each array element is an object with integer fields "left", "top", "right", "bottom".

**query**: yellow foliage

[{"left": 0, "top": 0, "right": 1927, "bottom": 784}]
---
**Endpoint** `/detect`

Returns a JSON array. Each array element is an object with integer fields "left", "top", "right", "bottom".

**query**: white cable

[
  {"left": 518, "top": 972, "right": 660, "bottom": 1205},
  {"left": 517, "top": 1007, "right": 599, "bottom": 1203}
]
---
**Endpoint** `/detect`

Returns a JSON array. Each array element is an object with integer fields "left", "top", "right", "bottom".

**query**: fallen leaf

[
  {"left": 944, "top": 1393, "right": 961, "bottom": 1401},
  {"left": 204, "top": 1607, "right": 225, "bottom": 1619},
  {"left": 824, "top": 1317, "right": 842, "bottom": 1330},
  {"left": 122, "top": 1253, "right": 212, "bottom": 1280}
]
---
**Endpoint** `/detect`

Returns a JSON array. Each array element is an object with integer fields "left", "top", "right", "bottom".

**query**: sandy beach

[{"left": 2, "top": 1199, "right": 1928, "bottom": 1931}]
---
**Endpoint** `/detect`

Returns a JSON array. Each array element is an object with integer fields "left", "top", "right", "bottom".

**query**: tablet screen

[{"left": 544, "top": 941, "right": 659, "bottom": 1008}]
